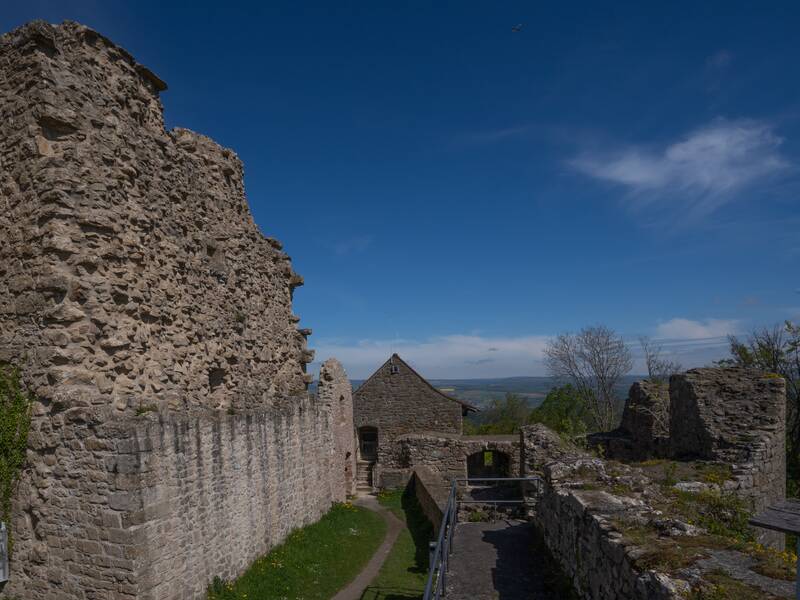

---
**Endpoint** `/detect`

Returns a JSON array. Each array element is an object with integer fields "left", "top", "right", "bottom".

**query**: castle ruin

[
  {"left": 0, "top": 18, "right": 794, "bottom": 600},
  {"left": 0, "top": 20, "right": 355, "bottom": 600}
]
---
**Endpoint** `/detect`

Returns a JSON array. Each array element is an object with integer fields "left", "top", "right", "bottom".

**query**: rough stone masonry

[{"left": 0, "top": 20, "right": 354, "bottom": 599}]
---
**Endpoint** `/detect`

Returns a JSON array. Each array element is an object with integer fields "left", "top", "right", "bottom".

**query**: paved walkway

[
  {"left": 445, "top": 520, "right": 555, "bottom": 600},
  {"left": 331, "top": 494, "right": 404, "bottom": 600}
]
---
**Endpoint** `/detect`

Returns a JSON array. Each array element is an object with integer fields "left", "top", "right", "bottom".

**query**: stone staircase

[{"left": 356, "top": 460, "right": 375, "bottom": 492}]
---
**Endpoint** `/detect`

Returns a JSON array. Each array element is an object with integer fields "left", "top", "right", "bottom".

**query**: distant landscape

[{"left": 348, "top": 375, "right": 642, "bottom": 410}]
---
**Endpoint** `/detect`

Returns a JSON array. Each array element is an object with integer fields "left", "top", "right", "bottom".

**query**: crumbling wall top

[{"left": 0, "top": 19, "right": 311, "bottom": 417}]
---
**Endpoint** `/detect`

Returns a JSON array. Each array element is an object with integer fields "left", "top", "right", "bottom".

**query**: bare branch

[
  {"left": 639, "top": 336, "right": 682, "bottom": 384},
  {"left": 544, "top": 325, "right": 632, "bottom": 431}
]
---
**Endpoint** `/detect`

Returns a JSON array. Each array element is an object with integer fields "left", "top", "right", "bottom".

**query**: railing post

[{"left": 0, "top": 522, "right": 8, "bottom": 584}]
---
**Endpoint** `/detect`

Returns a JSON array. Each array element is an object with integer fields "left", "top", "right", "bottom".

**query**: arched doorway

[
  {"left": 467, "top": 450, "right": 510, "bottom": 479},
  {"left": 358, "top": 426, "right": 378, "bottom": 462}
]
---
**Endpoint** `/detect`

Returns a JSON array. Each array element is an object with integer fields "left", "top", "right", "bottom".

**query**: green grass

[
  {"left": 207, "top": 502, "right": 386, "bottom": 600},
  {"left": 360, "top": 487, "right": 434, "bottom": 600}
]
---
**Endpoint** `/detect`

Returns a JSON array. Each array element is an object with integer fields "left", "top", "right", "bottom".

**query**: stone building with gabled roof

[{"left": 353, "top": 354, "right": 481, "bottom": 488}]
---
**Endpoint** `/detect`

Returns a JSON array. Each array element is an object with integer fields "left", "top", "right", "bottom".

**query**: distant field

[{"left": 346, "top": 375, "right": 641, "bottom": 409}]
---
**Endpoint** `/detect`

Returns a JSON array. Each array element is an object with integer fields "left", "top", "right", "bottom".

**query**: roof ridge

[{"left": 355, "top": 353, "right": 478, "bottom": 412}]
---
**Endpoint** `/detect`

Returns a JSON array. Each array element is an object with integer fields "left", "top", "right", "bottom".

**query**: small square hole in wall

[{"left": 390, "top": 365, "right": 400, "bottom": 374}]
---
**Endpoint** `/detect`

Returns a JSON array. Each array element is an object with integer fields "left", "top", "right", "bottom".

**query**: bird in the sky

[{"left": 511, "top": 23, "right": 524, "bottom": 32}]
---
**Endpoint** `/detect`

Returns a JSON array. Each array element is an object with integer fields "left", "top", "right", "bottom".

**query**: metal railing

[{"left": 422, "top": 476, "right": 542, "bottom": 600}]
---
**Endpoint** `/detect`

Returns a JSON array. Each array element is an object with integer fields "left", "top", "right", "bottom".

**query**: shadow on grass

[
  {"left": 401, "top": 484, "right": 435, "bottom": 575},
  {"left": 362, "top": 484, "right": 434, "bottom": 600}
]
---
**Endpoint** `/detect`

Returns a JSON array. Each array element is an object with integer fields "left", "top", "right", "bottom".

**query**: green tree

[
  {"left": 466, "top": 393, "right": 530, "bottom": 435},
  {"left": 528, "top": 384, "right": 589, "bottom": 437}
]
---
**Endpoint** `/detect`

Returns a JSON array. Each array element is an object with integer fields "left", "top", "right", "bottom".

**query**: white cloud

[
  {"left": 655, "top": 318, "right": 739, "bottom": 340},
  {"left": 311, "top": 334, "right": 550, "bottom": 379},
  {"left": 311, "top": 324, "right": 740, "bottom": 380},
  {"left": 570, "top": 119, "right": 789, "bottom": 215}
]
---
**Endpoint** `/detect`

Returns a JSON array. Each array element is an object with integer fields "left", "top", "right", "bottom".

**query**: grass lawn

[
  {"left": 360, "top": 487, "right": 434, "bottom": 600},
  {"left": 207, "top": 502, "right": 386, "bottom": 600}
]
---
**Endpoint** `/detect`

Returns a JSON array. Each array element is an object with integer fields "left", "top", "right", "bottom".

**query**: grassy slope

[
  {"left": 207, "top": 503, "right": 386, "bottom": 600},
  {"left": 361, "top": 488, "right": 434, "bottom": 600}
]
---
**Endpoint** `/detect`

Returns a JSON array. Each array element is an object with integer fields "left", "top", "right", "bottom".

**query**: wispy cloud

[
  {"left": 453, "top": 124, "right": 535, "bottom": 147},
  {"left": 332, "top": 235, "right": 373, "bottom": 256},
  {"left": 311, "top": 334, "right": 550, "bottom": 379},
  {"left": 706, "top": 50, "right": 732, "bottom": 70},
  {"left": 655, "top": 317, "right": 739, "bottom": 340},
  {"left": 570, "top": 118, "right": 790, "bottom": 216}
]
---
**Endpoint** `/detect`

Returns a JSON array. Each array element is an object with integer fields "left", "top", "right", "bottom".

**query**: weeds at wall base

[{"left": 0, "top": 365, "right": 33, "bottom": 557}]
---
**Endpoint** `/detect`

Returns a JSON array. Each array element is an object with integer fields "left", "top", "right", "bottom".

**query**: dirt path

[{"left": 331, "top": 494, "right": 404, "bottom": 600}]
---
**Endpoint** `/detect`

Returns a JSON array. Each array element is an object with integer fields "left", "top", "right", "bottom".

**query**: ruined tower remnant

[
  {"left": 318, "top": 358, "right": 358, "bottom": 498},
  {"left": 0, "top": 20, "right": 352, "bottom": 600},
  {"left": 669, "top": 367, "right": 786, "bottom": 544},
  {"left": 0, "top": 20, "right": 312, "bottom": 413}
]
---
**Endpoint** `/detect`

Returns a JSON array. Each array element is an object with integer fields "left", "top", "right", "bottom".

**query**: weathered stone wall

[
  {"left": 380, "top": 432, "right": 521, "bottom": 486},
  {"left": 0, "top": 20, "right": 348, "bottom": 600},
  {"left": 587, "top": 381, "right": 670, "bottom": 461},
  {"left": 318, "top": 358, "right": 356, "bottom": 498},
  {"left": 588, "top": 368, "right": 786, "bottom": 547},
  {"left": 521, "top": 425, "right": 682, "bottom": 598},
  {"left": 412, "top": 467, "right": 449, "bottom": 534},
  {"left": 520, "top": 423, "right": 576, "bottom": 477},
  {"left": 0, "top": 21, "right": 312, "bottom": 417},
  {"left": 534, "top": 459, "right": 688, "bottom": 600},
  {"left": 669, "top": 368, "right": 786, "bottom": 546},
  {"left": 622, "top": 381, "right": 670, "bottom": 446},
  {"left": 119, "top": 399, "right": 339, "bottom": 599},
  {"left": 3, "top": 395, "right": 348, "bottom": 600},
  {"left": 353, "top": 355, "right": 466, "bottom": 485},
  {"left": 520, "top": 424, "right": 795, "bottom": 599}
]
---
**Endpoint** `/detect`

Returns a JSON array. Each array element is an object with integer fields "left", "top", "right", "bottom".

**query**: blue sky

[{"left": 5, "top": 1, "right": 799, "bottom": 378}]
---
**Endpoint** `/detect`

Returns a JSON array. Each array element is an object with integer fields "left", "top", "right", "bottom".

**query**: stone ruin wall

[
  {"left": 410, "top": 467, "right": 449, "bottom": 535},
  {"left": 520, "top": 424, "right": 795, "bottom": 599},
  {"left": 0, "top": 19, "right": 311, "bottom": 418},
  {"left": 0, "top": 20, "right": 353, "bottom": 600},
  {"left": 95, "top": 398, "right": 342, "bottom": 600},
  {"left": 383, "top": 432, "right": 522, "bottom": 487},
  {"left": 669, "top": 369, "right": 786, "bottom": 522},
  {"left": 588, "top": 368, "right": 786, "bottom": 546},
  {"left": 521, "top": 425, "right": 685, "bottom": 599},
  {"left": 318, "top": 358, "right": 357, "bottom": 498}
]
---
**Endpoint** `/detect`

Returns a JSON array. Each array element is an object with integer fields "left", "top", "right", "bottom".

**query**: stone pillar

[{"left": 318, "top": 359, "right": 357, "bottom": 499}]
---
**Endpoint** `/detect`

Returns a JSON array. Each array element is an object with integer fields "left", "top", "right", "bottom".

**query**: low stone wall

[
  {"left": 3, "top": 395, "right": 347, "bottom": 600},
  {"left": 587, "top": 368, "right": 786, "bottom": 547},
  {"left": 381, "top": 432, "right": 521, "bottom": 486},
  {"left": 534, "top": 460, "right": 685, "bottom": 600},
  {"left": 521, "top": 424, "right": 796, "bottom": 599},
  {"left": 412, "top": 467, "right": 450, "bottom": 534}
]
